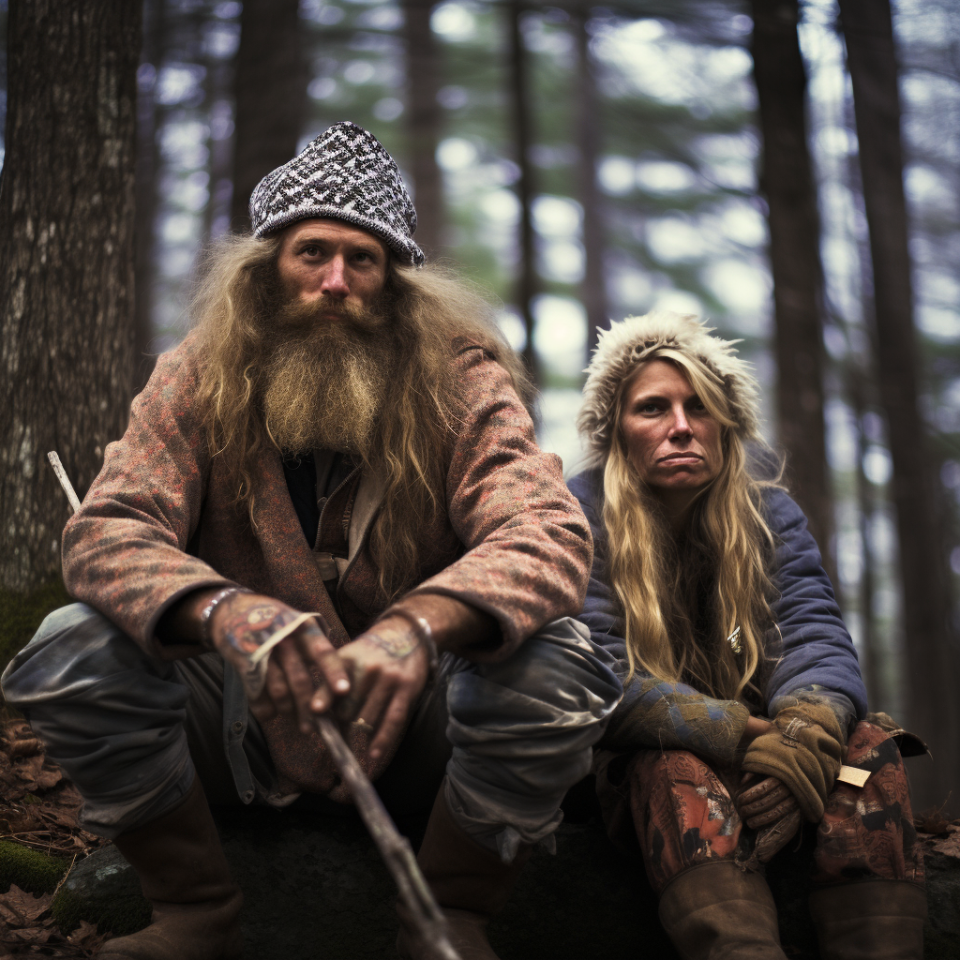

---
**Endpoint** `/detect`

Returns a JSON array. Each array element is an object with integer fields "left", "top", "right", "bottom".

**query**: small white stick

[{"left": 47, "top": 451, "right": 81, "bottom": 514}]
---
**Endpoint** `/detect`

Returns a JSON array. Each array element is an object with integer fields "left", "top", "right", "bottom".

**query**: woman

[{"left": 569, "top": 312, "right": 925, "bottom": 959}]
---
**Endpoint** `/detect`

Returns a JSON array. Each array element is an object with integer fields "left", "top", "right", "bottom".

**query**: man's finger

[
  {"left": 272, "top": 640, "right": 327, "bottom": 733},
  {"left": 368, "top": 690, "right": 412, "bottom": 761},
  {"left": 263, "top": 657, "right": 295, "bottom": 716},
  {"left": 299, "top": 624, "right": 352, "bottom": 703}
]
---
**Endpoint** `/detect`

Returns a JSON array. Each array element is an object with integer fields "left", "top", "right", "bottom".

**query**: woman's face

[{"left": 619, "top": 359, "right": 723, "bottom": 515}]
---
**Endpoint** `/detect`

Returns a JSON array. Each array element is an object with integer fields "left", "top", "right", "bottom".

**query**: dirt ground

[{"left": 0, "top": 713, "right": 108, "bottom": 958}]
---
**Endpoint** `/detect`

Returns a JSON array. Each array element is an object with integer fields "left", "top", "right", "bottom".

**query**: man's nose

[{"left": 320, "top": 256, "right": 350, "bottom": 298}]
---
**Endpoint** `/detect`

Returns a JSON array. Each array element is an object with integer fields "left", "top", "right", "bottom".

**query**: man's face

[{"left": 275, "top": 218, "right": 390, "bottom": 318}]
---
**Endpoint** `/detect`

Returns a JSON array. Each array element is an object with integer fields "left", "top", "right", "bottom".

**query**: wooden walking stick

[{"left": 46, "top": 450, "right": 462, "bottom": 960}]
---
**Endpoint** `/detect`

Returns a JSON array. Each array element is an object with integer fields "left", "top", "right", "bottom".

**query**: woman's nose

[{"left": 669, "top": 406, "right": 692, "bottom": 437}]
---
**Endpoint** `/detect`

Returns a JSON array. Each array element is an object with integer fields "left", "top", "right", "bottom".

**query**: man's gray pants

[{"left": 2, "top": 604, "right": 620, "bottom": 863}]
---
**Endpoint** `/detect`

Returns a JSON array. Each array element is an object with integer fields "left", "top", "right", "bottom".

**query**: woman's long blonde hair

[{"left": 602, "top": 349, "right": 779, "bottom": 702}]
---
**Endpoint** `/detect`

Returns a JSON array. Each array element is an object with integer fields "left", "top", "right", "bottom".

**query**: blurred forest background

[{"left": 1, "top": 0, "right": 960, "bottom": 814}]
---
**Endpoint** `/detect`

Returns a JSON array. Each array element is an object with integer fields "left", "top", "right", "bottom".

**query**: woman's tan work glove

[{"left": 741, "top": 700, "right": 843, "bottom": 822}]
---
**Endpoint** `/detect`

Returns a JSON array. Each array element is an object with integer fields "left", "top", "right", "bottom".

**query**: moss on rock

[{"left": 0, "top": 839, "right": 70, "bottom": 895}]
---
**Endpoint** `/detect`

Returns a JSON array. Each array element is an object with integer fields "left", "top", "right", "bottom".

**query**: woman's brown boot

[
  {"left": 396, "top": 785, "right": 531, "bottom": 960},
  {"left": 98, "top": 777, "right": 243, "bottom": 959},
  {"left": 658, "top": 860, "right": 787, "bottom": 959},
  {"left": 809, "top": 879, "right": 926, "bottom": 959}
]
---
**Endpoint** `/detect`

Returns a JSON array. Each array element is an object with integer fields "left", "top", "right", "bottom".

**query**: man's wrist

[
  {"left": 380, "top": 608, "right": 439, "bottom": 675},
  {"left": 199, "top": 586, "right": 251, "bottom": 649}
]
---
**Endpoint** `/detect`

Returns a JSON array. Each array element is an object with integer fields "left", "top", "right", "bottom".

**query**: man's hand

[
  {"left": 208, "top": 592, "right": 350, "bottom": 734},
  {"left": 334, "top": 615, "right": 431, "bottom": 761}
]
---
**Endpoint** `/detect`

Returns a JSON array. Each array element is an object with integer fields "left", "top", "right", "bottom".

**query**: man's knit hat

[
  {"left": 249, "top": 121, "right": 424, "bottom": 267},
  {"left": 578, "top": 311, "right": 761, "bottom": 461}
]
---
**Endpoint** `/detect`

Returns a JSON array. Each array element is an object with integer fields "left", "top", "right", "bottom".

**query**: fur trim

[{"left": 577, "top": 311, "right": 761, "bottom": 461}]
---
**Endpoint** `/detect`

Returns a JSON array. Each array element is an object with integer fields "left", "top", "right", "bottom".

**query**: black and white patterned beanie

[{"left": 249, "top": 121, "right": 424, "bottom": 267}]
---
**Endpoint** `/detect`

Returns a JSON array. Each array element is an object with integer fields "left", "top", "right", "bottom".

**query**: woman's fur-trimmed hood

[{"left": 577, "top": 311, "right": 761, "bottom": 462}]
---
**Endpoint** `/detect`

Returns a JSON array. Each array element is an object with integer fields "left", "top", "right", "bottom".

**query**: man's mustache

[{"left": 275, "top": 295, "right": 385, "bottom": 331}]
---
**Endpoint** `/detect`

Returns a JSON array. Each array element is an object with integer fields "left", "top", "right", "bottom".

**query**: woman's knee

[{"left": 814, "top": 721, "right": 924, "bottom": 884}]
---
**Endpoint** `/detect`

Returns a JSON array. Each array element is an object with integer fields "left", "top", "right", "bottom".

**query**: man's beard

[{"left": 259, "top": 295, "right": 397, "bottom": 458}]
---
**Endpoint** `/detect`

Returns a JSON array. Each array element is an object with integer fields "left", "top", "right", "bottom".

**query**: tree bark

[
  {"left": 751, "top": 0, "right": 834, "bottom": 575},
  {"left": 133, "top": 0, "right": 166, "bottom": 393},
  {"left": 402, "top": 0, "right": 445, "bottom": 261},
  {"left": 0, "top": 0, "right": 141, "bottom": 593},
  {"left": 573, "top": 6, "right": 609, "bottom": 366},
  {"left": 507, "top": 0, "right": 540, "bottom": 383},
  {"left": 229, "top": 0, "right": 308, "bottom": 233},
  {"left": 840, "top": 0, "right": 960, "bottom": 813}
]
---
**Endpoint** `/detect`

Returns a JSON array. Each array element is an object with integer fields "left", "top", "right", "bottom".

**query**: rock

[{"left": 51, "top": 841, "right": 150, "bottom": 937}]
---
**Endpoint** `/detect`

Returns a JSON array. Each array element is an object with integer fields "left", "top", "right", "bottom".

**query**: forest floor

[
  {"left": 2, "top": 710, "right": 960, "bottom": 958},
  {"left": 0, "top": 711, "right": 108, "bottom": 958}
]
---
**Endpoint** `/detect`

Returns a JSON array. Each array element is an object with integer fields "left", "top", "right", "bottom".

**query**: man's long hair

[
  {"left": 190, "top": 233, "right": 533, "bottom": 601},
  {"left": 601, "top": 349, "right": 779, "bottom": 702}
]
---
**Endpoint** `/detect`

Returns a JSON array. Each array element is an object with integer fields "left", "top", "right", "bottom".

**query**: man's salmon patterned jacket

[{"left": 60, "top": 333, "right": 594, "bottom": 793}]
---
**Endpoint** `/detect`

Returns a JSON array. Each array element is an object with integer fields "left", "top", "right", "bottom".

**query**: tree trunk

[
  {"left": 402, "top": 0, "right": 445, "bottom": 261},
  {"left": 573, "top": 6, "right": 609, "bottom": 366},
  {"left": 507, "top": 0, "right": 539, "bottom": 383},
  {"left": 751, "top": 0, "right": 834, "bottom": 575},
  {"left": 840, "top": 0, "right": 960, "bottom": 813},
  {"left": 0, "top": 0, "right": 141, "bottom": 593},
  {"left": 133, "top": 0, "right": 167, "bottom": 393},
  {"left": 229, "top": 0, "right": 308, "bottom": 233}
]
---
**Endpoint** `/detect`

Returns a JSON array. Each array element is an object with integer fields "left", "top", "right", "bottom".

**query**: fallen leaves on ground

[
  {"left": 915, "top": 806, "right": 960, "bottom": 861},
  {"left": 1, "top": 714, "right": 109, "bottom": 958},
  {"left": 0, "top": 886, "right": 107, "bottom": 958}
]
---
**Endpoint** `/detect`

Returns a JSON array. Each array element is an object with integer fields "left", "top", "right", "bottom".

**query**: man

[{"left": 2, "top": 122, "right": 620, "bottom": 960}]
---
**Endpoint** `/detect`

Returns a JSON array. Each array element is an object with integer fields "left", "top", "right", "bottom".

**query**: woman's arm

[
  {"left": 569, "top": 470, "right": 751, "bottom": 765},
  {"left": 763, "top": 487, "right": 867, "bottom": 735}
]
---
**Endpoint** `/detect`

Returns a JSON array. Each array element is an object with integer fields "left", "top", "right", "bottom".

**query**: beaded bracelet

[
  {"left": 377, "top": 607, "right": 440, "bottom": 679},
  {"left": 199, "top": 586, "right": 251, "bottom": 648}
]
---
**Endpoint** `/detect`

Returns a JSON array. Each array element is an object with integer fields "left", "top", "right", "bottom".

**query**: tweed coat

[{"left": 62, "top": 333, "right": 593, "bottom": 793}]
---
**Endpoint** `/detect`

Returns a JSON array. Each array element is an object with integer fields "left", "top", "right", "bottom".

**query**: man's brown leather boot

[
  {"left": 658, "top": 860, "right": 787, "bottom": 959},
  {"left": 98, "top": 777, "right": 243, "bottom": 960},
  {"left": 809, "top": 879, "right": 927, "bottom": 959},
  {"left": 396, "top": 784, "right": 532, "bottom": 960}
]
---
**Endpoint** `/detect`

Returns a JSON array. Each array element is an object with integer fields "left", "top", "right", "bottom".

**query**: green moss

[
  {"left": 0, "top": 578, "right": 72, "bottom": 679},
  {"left": 52, "top": 886, "right": 151, "bottom": 937},
  {"left": 0, "top": 839, "right": 70, "bottom": 895}
]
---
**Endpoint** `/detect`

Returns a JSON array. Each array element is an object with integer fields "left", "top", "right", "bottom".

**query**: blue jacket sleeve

[{"left": 763, "top": 488, "right": 867, "bottom": 724}]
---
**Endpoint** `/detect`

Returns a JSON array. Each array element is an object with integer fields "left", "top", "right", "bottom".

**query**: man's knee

[
  {"left": 2, "top": 602, "right": 181, "bottom": 712},
  {"left": 454, "top": 616, "right": 621, "bottom": 726}
]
